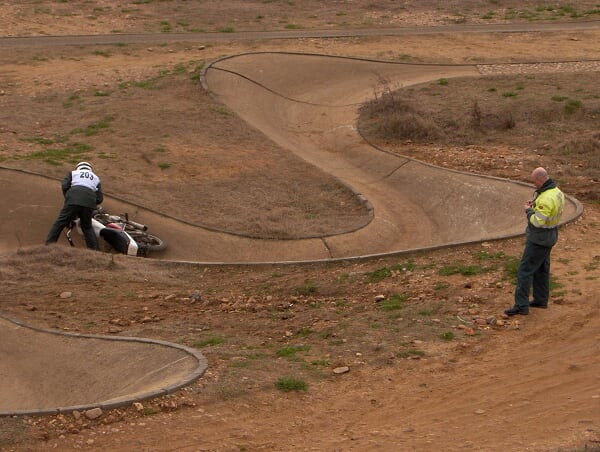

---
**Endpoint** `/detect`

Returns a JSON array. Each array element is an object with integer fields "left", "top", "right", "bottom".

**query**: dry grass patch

[{"left": 358, "top": 72, "right": 600, "bottom": 200}]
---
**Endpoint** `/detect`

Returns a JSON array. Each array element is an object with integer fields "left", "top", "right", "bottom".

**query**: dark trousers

[
  {"left": 514, "top": 240, "right": 552, "bottom": 308},
  {"left": 45, "top": 204, "right": 99, "bottom": 250}
]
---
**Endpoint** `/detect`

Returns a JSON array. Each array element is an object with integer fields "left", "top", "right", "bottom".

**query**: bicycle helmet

[{"left": 76, "top": 161, "right": 93, "bottom": 171}]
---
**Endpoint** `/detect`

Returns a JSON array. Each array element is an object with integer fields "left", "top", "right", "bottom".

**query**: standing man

[
  {"left": 505, "top": 167, "right": 565, "bottom": 316},
  {"left": 45, "top": 161, "right": 103, "bottom": 250}
]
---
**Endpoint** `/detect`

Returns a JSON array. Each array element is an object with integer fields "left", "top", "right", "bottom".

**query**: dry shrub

[
  {"left": 376, "top": 110, "right": 441, "bottom": 141},
  {"left": 558, "top": 132, "right": 600, "bottom": 176},
  {"left": 360, "top": 91, "right": 441, "bottom": 141},
  {"left": 470, "top": 102, "right": 515, "bottom": 130}
]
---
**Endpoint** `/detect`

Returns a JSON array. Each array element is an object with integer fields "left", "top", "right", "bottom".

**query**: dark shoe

[
  {"left": 529, "top": 301, "right": 548, "bottom": 309},
  {"left": 504, "top": 306, "right": 529, "bottom": 316}
]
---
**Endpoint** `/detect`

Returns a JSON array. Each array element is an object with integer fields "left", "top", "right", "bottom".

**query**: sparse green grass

[
  {"left": 440, "top": 331, "right": 455, "bottom": 341},
  {"left": 158, "top": 162, "right": 171, "bottom": 170},
  {"left": 503, "top": 256, "right": 520, "bottom": 280},
  {"left": 118, "top": 64, "right": 195, "bottom": 89},
  {"left": 584, "top": 256, "right": 600, "bottom": 271},
  {"left": 276, "top": 344, "right": 311, "bottom": 358},
  {"left": 474, "top": 250, "right": 505, "bottom": 260},
  {"left": 378, "top": 293, "right": 408, "bottom": 311},
  {"left": 275, "top": 377, "right": 307, "bottom": 392},
  {"left": 229, "top": 361, "right": 250, "bottom": 368},
  {"left": 23, "top": 142, "right": 92, "bottom": 165},
  {"left": 438, "top": 264, "right": 485, "bottom": 276},
  {"left": 93, "top": 50, "right": 110, "bottom": 57},
  {"left": 311, "top": 359, "right": 329, "bottom": 367},
  {"left": 63, "top": 93, "right": 82, "bottom": 108},
  {"left": 298, "top": 327, "right": 313, "bottom": 337},
  {"left": 70, "top": 115, "right": 114, "bottom": 136},
  {"left": 294, "top": 280, "right": 317, "bottom": 295},
  {"left": 193, "top": 336, "right": 225, "bottom": 348},
  {"left": 368, "top": 267, "right": 392, "bottom": 282},
  {"left": 210, "top": 105, "right": 232, "bottom": 116},
  {"left": 396, "top": 349, "right": 425, "bottom": 358},
  {"left": 367, "top": 261, "right": 416, "bottom": 283},
  {"left": 190, "top": 63, "right": 205, "bottom": 84},
  {"left": 564, "top": 99, "right": 582, "bottom": 114}
]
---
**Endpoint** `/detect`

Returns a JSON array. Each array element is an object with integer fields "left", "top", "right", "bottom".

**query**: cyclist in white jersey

[{"left": 45, "top": 161, "right": 104, "bottom": 250}]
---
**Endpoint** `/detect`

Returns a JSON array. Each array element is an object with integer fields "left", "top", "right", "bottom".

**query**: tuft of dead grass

[{"left": 358, "top": 72, "right": 600, "bottom": 200}]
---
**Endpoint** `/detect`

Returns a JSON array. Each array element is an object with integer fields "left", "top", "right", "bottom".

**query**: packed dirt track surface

[{"left": 0, "top": 315, "right": 207, "bottom": 415}]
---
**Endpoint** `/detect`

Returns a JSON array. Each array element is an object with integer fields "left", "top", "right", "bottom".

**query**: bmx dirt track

[
  {"left": 0, "top": 9, "right": 599, "bottom": 450},
  {"left": 0, "top": 53, "right": 583, "bottom": 263}
]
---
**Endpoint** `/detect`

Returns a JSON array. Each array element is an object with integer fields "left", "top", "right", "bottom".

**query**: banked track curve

[{"left": 1, "top": 53, "right": 584, "bottom": 264}]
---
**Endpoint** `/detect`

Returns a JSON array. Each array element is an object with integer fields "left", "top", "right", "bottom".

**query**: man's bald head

[{"left": 531, "top": 167, "right": 549, "bottom": 189}]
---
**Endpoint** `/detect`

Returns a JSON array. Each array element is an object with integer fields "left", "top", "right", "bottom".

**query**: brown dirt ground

[{"left": 1, "top": 2, "right": 599, "bottom": 451}]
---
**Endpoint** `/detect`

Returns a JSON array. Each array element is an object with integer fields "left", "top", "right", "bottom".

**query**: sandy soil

[{"left": 0, "top": 2, "right": 599, "bottom": 451}]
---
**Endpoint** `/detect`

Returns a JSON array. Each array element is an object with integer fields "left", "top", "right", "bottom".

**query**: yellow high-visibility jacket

[{"left": 526, "top": 180, "right": 565, "bottom": 247}]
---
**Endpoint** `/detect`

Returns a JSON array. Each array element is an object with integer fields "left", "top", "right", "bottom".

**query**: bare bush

[
  {"left": 360, "top": 92, "right": 441, "bottom": 141},
  {"left": 558, "top": 132, "right": 600, "bottom": 177},
  {"left": 470, "top": 102, "right": 515, "bottom": 130}
]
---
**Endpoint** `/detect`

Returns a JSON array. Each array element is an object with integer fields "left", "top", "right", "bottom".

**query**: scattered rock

[
  {"left": 333, "top": 366, "right": 350, "bottom": 374},
  {"left": 374, "top": 295, "right": 385, "bottom": 302},
  {"left": 133, "top": 402, "right": 144, "bottom": 411},
  {"left": 159, "top": 400, "right": 178, "bottom": 411},
  {"left": 84, "top": 407, "right": 103, "bottom": 420},
  {"left": 59, "top": 291, "right": 72, "bottom": 299},
  {"left": 475, "top": 409, "right": 486, "bottom": 414}
]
